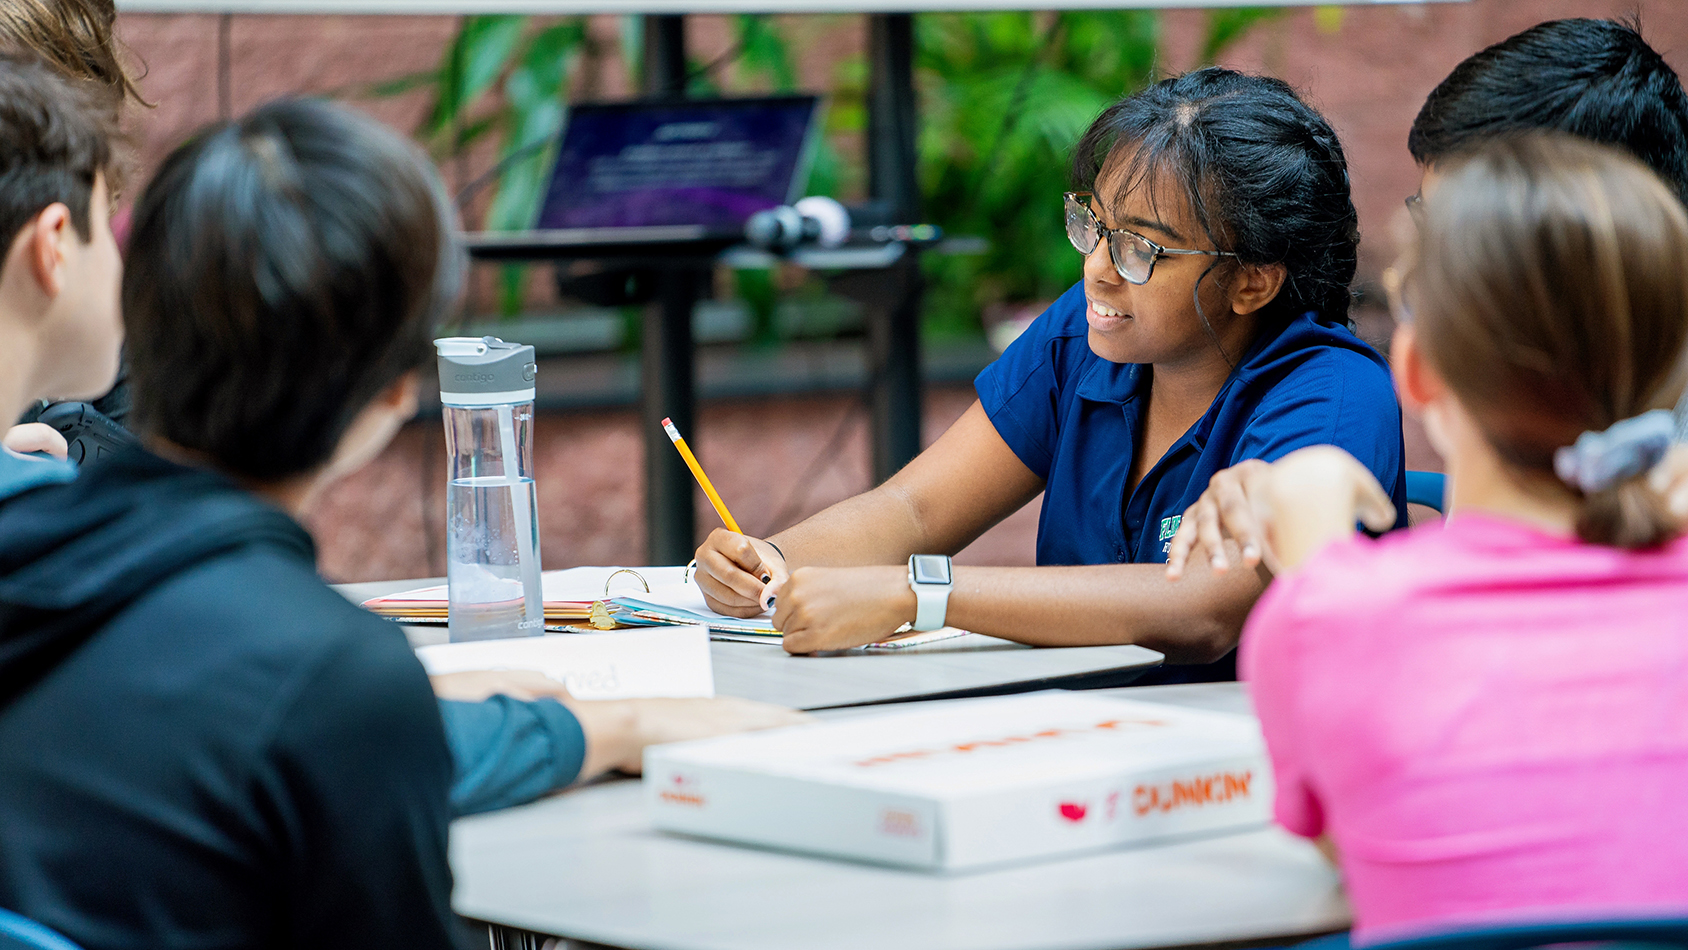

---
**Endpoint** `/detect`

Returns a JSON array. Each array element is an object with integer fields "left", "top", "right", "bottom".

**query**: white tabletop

[
  {"left": 336, "top": 577, "right": 1165, "bottom": 710},
  {"left": 449, "top": 683, "right": 1351, "bottom": 950},
  {"left": 117, "top": 0, "right": 1439, "bottom": 15}
]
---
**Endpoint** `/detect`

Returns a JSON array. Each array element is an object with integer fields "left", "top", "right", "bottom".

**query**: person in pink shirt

[{"left": 1168, "top": 133, "right": 1688, "bottom": 942}]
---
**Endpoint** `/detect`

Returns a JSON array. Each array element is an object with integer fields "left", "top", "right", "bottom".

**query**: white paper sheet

[
  {"left": 416, "top": 625, "right": 714, "bottom": 700},
  {"left": 375, "top": 565, "right": 693, "bottom": 606}
]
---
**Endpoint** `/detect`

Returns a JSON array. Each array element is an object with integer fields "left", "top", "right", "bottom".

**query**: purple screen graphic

[{"left": 537, "top": 98, "right": 817, "bottom": 232}]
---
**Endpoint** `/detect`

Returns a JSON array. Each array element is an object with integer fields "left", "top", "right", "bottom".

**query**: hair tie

[{"left": 1553, "top": 409, "right": 1676, "bottom": 493}]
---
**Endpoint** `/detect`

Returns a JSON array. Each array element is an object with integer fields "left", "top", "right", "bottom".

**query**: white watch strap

[{"left": 912, "top": 584, "right": 951, "bottom": 631}]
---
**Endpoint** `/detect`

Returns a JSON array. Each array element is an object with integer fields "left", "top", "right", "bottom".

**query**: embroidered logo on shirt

[{"left": 1158, "top": 515, "right": 1182, "bottom": 542}]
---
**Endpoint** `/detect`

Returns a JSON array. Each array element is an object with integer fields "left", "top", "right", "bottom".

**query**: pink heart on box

[{"left": 1058, "top": 802, "right": 1088, "bottom": 822}]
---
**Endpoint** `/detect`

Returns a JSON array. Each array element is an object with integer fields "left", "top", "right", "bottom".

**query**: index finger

[
  {"left": 1213, "top": 473, "right": 1269, "bottom": 568},
  {"left": 1165, "top": 501, "right": 1203, "bottom": 580},
  {"left": 711, "top": 528, "right": 771, "bottom": 576},
  {"left": 697, "top": 530, "right": 773, "bottom": 597},
  {"left": 3, "top": 423, "right": 67, "bottom": 460}
]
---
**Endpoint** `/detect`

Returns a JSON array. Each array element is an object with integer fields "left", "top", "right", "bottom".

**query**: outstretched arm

[
  {"left": 432, "top": 672, "right": 808, "bottom": 816},
  {"left": 774, "top": 548, "right": 1267, "bottom": 663},
  {"left": 694, "top": 401, "right": 1044, "bottom": 616},
  {"left": 1164, "top": 447, "right": 1397, "bottom": 579}
]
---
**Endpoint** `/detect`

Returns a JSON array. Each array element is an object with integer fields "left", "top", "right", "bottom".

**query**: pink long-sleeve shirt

[{"left": 1241, "top": 513, "right": 1688, "bottom": 943}]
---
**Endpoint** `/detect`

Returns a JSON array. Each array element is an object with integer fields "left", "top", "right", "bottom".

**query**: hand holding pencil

[{"left": 662, "top": 418, "right": 787, "bottom": 617}]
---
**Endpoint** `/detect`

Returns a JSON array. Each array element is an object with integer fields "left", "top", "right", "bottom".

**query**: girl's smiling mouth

[{"left": 1087, "top": 297, "right": 1132, "bottom": 330}]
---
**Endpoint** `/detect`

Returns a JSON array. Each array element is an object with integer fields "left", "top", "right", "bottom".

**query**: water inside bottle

[{"left": 446, "top": 475, "right": 543, "bottom": 642}]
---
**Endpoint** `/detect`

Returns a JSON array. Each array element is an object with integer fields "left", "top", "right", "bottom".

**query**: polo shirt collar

[{"left": 1073, "top": 311, "right": 1334, "bottom": 404}]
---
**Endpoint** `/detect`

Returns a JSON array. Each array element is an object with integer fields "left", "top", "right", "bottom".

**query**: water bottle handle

[{"left": 495, "top": 403, "right": 543, "bottom": 631}]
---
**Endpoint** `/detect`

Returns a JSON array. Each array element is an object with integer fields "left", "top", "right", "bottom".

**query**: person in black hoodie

[
  {"left": 0, "top": 91, "right": 802, "bottom": 946},
  {"left": 0, "top": 0, "right": 796, "bottom": 829},
  {"left": 0, "top": 94, "right": 466, "bottom": 948}
]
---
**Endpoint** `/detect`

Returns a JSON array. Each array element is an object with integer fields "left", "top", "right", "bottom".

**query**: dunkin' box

[{"left": 644, "top": 691, "right": 1272, "bottom": 870}]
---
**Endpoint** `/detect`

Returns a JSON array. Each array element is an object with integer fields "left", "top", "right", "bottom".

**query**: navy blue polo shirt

[{"left": 977, "top": 283, "right": 1406, "bottom": 674}]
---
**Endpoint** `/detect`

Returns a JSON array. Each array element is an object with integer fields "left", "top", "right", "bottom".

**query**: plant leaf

[
  {"left": 735, "top": 15, "right": 797, "bottom": 92},
  {"left": 423, "top": 14, "right": 527, "bottom": 144}
]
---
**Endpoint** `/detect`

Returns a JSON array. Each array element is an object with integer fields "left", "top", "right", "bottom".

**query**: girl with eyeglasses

[{"left": 694, "top": 67, "right": 1407, "bottom": 675}]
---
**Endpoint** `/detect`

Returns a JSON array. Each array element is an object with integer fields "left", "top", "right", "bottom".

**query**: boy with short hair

[
  {"left": 0, "top": 0, "right": 137, "bottom": 460},
  {"left": 1408, "top": 17, "right": 1688, "bottom": 198},
  {"left": 0, "top": 51, "right": 121, "bottom": 504}
]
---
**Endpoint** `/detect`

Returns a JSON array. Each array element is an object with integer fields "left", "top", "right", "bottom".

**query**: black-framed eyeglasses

[{"left": 1064, "top": 192, "right": 1236, "bottom": 285}]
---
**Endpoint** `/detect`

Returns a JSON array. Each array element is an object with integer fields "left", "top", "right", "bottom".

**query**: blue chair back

[
  {"left": 1301, "top": 918, "right": 1688, "bottom": 950},
  {"left": 0, "top": 909, "right": 82, "bottom": 950},
  {"left": 1405, "top": 470, "right": 1446, "bottom": 514}
]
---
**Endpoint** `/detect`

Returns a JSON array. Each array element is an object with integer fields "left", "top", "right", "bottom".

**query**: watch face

[{"left": 911, "top": 555, "right": 951, "bottom": 586}]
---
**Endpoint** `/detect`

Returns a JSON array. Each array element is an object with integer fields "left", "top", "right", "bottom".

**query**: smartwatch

[{"left": 907, "top": 554, "right": 953, "bottom": 631}]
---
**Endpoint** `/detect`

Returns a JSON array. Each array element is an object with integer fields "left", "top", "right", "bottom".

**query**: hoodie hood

[{"left": 0, "top": 446, "right": 314, "bottom": 707}]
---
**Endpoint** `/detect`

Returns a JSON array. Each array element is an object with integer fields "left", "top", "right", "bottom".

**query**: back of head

[
  {"left": 1407, "top": 133, "right": 1688, "bottom": 549},
  {"left": 1071, "top": 67, "right": 1359, "bottom": 327},
  {"left": 0, "top": 48, "right": 113, "bottom": 249},
  {"left": 123, "top": 99, "right": 463, "bottom": 482},
  {"left": 1409, "top": 18, "right": 1688, "bottom": 203},
  {"left": 0, "top": 0, "right": 139, "bottom": 117}
]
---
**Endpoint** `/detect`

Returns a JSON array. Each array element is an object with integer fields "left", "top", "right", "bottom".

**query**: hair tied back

[{"left": 1553, "top": 409, "right": 1676, "bottom": 493}]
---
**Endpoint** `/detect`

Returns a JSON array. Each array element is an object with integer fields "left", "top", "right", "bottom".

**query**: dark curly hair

[
  {"left": 1071, "top": 68, "right": 1359, "bottom": 362},
  {"left": 1409, "top": 18, "right": 1688, "bottom": 205}
]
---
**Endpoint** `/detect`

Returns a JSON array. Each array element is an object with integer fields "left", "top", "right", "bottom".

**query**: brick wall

[{"left": 109, "top": 2, "right": 1688, "bottom": 579}]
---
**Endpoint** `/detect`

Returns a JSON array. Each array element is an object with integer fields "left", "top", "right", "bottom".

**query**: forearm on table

[
  {"left": 567, "top": 700, "right": 641, "bottom": 780},
  {"left": 440, "top": 697, "right": 589, "bottom": 817},
  {"left": 944, "top": 555, "right": 1267, "bottom": 663},
  {"left": 769, "top": 483, "right": 938, "bottom": 569},
  {"left": 768, "top": 402, "right": 1043, "bottom": 570}
]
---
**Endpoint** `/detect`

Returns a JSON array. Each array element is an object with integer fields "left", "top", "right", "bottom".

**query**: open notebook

[{"left": 362, "top": 566, "right": 967, "bottom": 650}]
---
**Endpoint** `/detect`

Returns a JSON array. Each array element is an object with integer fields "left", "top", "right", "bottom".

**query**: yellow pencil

[{"left": 661, "top": 417, "right": 743, "bottom": 534}]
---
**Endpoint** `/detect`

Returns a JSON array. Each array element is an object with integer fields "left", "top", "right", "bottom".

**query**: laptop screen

[{"left": 536, "top": 96, "right": 820, "bottom": 234}]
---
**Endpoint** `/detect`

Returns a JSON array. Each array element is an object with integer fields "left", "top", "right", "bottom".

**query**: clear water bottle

[{"left": 436, "top": 337, "right": 543, "bottom": 642}]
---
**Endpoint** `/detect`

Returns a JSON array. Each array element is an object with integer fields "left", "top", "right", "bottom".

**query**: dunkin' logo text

[
  {"left": 1132, "top": 770, "right": 1253, "bottom": 816},
  {"left": 852, "top": 718, "right": 1169, "bottom": 768},
  {"left": 658, "top": 773, "right": 706, "bottom": 808}
]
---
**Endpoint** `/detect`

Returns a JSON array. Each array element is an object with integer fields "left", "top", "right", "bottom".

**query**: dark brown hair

[
  {"left": 123, "top": 99, "right": 463, "bottom": 481},
  {"left": 1407, "top": 133, "right": 1688, "bottom": 548},
  {"left": 0, "top": 0, "right": 142, "bottom": 116},
  {"left": 0, "top": 48, "right": 114, "bottom": 246}
]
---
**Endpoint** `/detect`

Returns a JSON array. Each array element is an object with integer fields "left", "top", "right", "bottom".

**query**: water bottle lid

[{"left": 435, "top": 336, "right": 537, "bottom": 407}]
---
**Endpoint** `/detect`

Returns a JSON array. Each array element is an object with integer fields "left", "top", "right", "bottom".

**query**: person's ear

[
  {"left": 312, "top": 370, "right": 423, "bottom": 493},
  {"left": 25, "top": 203, "right": 74, "bottom": 300},
  {"left": 1391, "top": 322, "right": 1446, "bottom": 414},
  {"left": 1228, "top": 263, "right": 1287, "bottom": 316}
]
